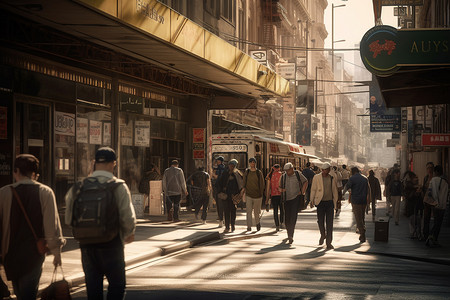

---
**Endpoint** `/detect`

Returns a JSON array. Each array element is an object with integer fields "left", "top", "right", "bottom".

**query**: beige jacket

[
  {"left": 310, "top": 173, "right": 339, "bottom": 207},
  {"left": 0, "top": 179, "right": 66, "bottom": 259}
]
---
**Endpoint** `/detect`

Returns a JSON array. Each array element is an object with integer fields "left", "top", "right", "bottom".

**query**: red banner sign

[
  {"left": 422, "top": 133, "right": 450, "bottom": 146},
  {"left": 193, "top": 128, "right": 205, "bottom": 143}
]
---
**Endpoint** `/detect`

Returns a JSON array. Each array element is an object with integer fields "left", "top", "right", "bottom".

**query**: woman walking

[
  {"left": 265, "top": 164, "right": 283, "bottom": 231},
  {"left": 217, "top": 159, "right": 243, "bottom": 233}
]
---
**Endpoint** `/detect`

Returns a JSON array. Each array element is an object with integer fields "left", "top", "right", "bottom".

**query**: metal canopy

[{"left": 0, "top": 0, "right": 289, "bottom": 107}]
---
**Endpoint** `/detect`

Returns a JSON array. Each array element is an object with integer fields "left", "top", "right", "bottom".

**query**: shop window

[
  {"left": 54, "top": 103, "right": 76, "bottom": 206},
  {"left": 76, "top": 106, "right": 112, "bottom": 181}
]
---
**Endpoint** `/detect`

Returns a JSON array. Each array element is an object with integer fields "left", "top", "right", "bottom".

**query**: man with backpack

[
  {"left": 65, "top": 147, "right": 136, "bottom": 300},
  {"left": 278, "top": 162, "right": 308, "bottom": 244},
  {"left": 243, "top": 157, "right": 265, "bottom": 232},
  {"left": 309, "top": 162, "right": 339, "bottom": 250}
]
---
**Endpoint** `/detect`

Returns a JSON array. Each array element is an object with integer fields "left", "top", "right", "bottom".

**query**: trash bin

[{"left": 374, "top": 218, "right": 389, "bottom": 242}]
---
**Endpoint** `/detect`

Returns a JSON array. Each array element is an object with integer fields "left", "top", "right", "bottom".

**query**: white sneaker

[
  {"left": 218, "top": 220, "right": 223, "bottom": 228},
  {"left": 202, "top": 220, "right": 206, "bottom": 225}
]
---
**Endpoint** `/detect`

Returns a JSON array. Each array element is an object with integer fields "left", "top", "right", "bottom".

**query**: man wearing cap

[
  {"left": 310, "top": 162, "right": 339, "bottom": 250},
  {"left": 0, "top": 154, "right": 65, "bottom": 299},
  {"left": 212, "top": 156, "right": 226, "bottom": 227},
  {"left": 162, "top": 160, "right": 188, "bottom": 222},
  {"left": 243, "top": 157, "right": 265, "bottom": 232},
  {"left": 65, "top": 147, "right": 136, "bottom": 299},
  {"left": 279, "top": 162, "right": 308, "bottom": 244}
]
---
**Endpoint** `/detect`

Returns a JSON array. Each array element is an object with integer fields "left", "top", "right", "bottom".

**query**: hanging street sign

[{"left": 360, "top": 25, "right": 450, "bottom": 76}]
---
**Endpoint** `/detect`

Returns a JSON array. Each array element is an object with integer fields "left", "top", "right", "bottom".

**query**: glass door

[{"left": 15, "top": 102, "right": 51, "bottom": 187}]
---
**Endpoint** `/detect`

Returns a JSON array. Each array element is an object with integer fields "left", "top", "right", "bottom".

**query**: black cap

[
  {"left": 249, "top": 157, "right": 257, "bottom": 163},
  {"left": 216, "top": 156, "right": 224, "bottom": 162},
  {"left": 170, "top": 160, "right": 179, "bottom": 166},
  {"left": 95, "top": 147, "right": 117, "bottom": 163}
]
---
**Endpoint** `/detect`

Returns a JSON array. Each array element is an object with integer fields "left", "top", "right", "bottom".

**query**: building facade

[{"left": 0, "top": 0, "right": 289, "bottom": 206}]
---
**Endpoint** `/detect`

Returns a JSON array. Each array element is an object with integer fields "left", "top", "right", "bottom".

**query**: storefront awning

[
  {"left": 376, "top": 66, "right": 450, "bottom": 107},
  {"left": 0, "top": 0, "right": 289, "bottom": 107},
  {"left": 360, "top": 25, "right": 450, "bottom": 108}
]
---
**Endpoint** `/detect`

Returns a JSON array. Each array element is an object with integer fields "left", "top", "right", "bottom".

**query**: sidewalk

[{"left": 36, "top": 197, "right": 450, "bottom": 293}]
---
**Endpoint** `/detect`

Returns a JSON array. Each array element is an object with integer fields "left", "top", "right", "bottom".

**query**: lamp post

[{"left": 332, "top": 3, "right": 346, "bottom": 74}]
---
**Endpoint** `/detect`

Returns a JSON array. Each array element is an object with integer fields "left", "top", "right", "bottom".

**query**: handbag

[
  {"left": 232, "top": 193, "right": 243, "bottom": 205},
  {"left": 10, "top": 186, "right": 50, "bottom": 256},
  {"left": 41, "top": 266, "right": 72, "bottom": 300}
]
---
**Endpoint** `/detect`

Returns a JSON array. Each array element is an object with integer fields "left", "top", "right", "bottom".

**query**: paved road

[{"left": 70, "top": 200, "right": 450, "bottom": 299}]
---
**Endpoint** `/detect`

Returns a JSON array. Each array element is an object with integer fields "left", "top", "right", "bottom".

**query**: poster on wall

[
  {"left": 296, "top": 114, "right": 311, "bottom": 146},
  {"left": 193, "top": 128, "right": 205, "bottom": 143},
  {"left": 55, "top": 111, "right": 75, "bottom": 136},
  {"left": 76, "top": 118, "right": 89, "bottom": 143},
  {"left": 103, "top": 122, "right": 111, "bottom": 146},
  {"left": 135, "top": 120, "right": 150, "bottom": 147},
  {"left": 89, "top": 120, "right": 102, "bottom": 145},
  {"left": 120, "top": 117, "right": 133, "bottom": 146}
]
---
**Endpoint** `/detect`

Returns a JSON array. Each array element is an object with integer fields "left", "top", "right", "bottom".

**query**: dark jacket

[
  {"left": 368, "top": 175, "right": 382, "bottom": 200},
  {"left": 217, "top": 170, "right": 243, "bottom": 197}
]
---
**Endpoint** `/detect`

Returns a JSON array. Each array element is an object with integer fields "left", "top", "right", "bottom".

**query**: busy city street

[
  {"left": 58, "top": 197, "right": 450, "bottom": 299},
  {"left": 0, "top": 0, "right": 449, "bottom": 299}
]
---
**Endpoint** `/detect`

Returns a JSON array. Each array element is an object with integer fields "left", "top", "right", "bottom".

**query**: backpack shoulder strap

[{"left": 295, "top": 170, "right": 301, "bottom": 182}]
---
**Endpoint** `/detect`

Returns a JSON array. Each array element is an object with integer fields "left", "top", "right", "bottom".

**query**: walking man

[
  {"left": 162, "top": 160, "right": 188, "bottom": 222},
  {"left": 367, "top": 170, "right": 382, "bottom": 221},
  {"left": 388, "top": 169, "right": 403, "bottom": 225},
  {"left": 279, "top": 162, "right": 308, "bottom": 244},
  {"left": 0, "top": 154, "right": 65, "bottom": 299},
  {"left": 190, "top": 167, "right": 212, "bottom": 224},
  {"left": 344, "top": 167, "right": 371, "bottom": 243},
  {"left": 212, "top": 156, "right": 226, "bottom": 228},
  {"left": 243, "top": 157, "right": 265, "bottom": 232},
  {"left": 65, "top": 147, "right": 136, "bottom": 300},
  {"left": 310, "top": 163, "right": 339, "bottom": 250},
  {"left": 426, "top": 165, "right": 448, "bottom": 247}
]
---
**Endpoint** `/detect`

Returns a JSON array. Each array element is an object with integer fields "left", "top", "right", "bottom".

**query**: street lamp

[{"left": 332, "top": 3, "right": 346, "bottom": 74}]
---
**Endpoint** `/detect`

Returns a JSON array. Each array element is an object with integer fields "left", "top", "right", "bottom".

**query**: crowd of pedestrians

[{"left": 0, "top": 148, "right": 448, "bottom": 299}]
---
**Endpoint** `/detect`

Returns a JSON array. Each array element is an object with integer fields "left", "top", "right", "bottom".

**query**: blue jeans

[
  {"left": 12, "top": 262, "right": 42, "bottom": 300},
  {"left": 81, "top": 245, "right": 126, "bottom": 300}
]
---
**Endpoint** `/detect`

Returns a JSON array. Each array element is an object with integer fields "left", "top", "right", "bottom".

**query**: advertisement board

[{"left": 369, "top": 78, "right": 401, "bottom": 132}]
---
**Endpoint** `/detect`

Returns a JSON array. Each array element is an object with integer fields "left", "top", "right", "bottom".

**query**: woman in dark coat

[
  {"left": 368, "top": 170, "right": 381, "bottom": 220},
  {"left": 217, "top": 159, "right": 243, "bottom": 233}
]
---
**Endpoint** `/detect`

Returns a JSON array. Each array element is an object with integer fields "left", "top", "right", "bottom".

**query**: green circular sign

[{"left": 360, "top": 26, "right": 400, "bottom": 76}]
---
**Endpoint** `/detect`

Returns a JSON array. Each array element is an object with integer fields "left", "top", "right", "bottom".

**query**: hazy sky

[{"left": 324, "top": 0, "right": 398, "bottom": 63}]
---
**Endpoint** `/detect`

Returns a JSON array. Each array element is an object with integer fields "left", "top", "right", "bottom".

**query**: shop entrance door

[{"left": 15, "top": 102, "right": 51, "bottom": 187}]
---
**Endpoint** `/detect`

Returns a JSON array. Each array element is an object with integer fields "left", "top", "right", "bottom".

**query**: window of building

[
  {"left": 221, "top": 0, "right": 234, "bottom": 23},
  {"left": 205, "top": 0, "right": 219, "bottom": 17}
]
